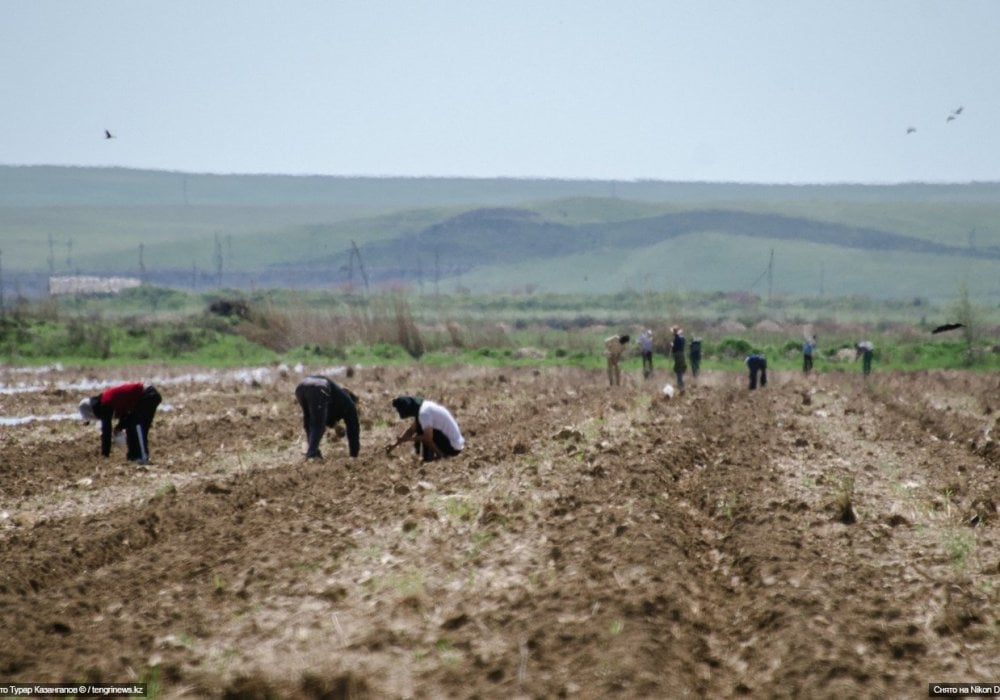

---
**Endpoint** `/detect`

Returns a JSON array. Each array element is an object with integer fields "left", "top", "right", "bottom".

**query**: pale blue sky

[{"left": 2, "top": 1, "right": 998, "bottom": 183}]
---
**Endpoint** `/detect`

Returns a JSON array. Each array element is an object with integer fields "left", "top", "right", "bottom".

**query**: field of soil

[{"left": 1, "top": 362, "right": 998, "bottom": 699}]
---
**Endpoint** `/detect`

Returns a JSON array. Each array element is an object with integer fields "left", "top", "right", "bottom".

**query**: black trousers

[
  {"left": 748, "top": 361, "right": 768, "bottom": 390},
  {"left": 123, "top": 386, "right": 161, "bottom": 461},
  {"left": 690, "top": 355, "right": 701, "bottom": 378},
  {"left": 415, "top": 429, "right": 460, "bottom": 463},
  {"left": 861, "top": 350, "right": 873, "bottom": 375},
  {"left": 296, "top": 380, "right": 330, "bottom": 458}
]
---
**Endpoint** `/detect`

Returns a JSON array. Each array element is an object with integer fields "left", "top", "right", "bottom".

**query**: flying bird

[
  {"left": 931, "top": 323, "right": 964, "bottom": 334},
  {"left": 906, "top": 126, "right": 917, "bottom": 134},
  {"left": 954, "top": 106, "right": 964, "bottom": 115},
  {"left": 104, "top": 129, "right": 114, "bottom": 139}
]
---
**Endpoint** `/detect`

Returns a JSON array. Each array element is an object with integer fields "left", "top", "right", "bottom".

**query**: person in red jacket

[{"left": 79, "top": 382, "right": 162, "bottom": 464}]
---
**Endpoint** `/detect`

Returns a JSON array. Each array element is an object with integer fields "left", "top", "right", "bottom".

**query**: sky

[{"left": 2, "top": 1, "right": 999, "bottom": 184}]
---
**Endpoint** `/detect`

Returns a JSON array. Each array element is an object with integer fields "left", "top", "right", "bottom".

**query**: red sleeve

[{"left": 100, "top": 382, "right": 144, "bottom": 418}]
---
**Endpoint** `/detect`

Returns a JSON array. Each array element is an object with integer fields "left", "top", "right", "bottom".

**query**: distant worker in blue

[
  {"left": 639, "top": 329, "right": 654, "bottom": 379},
  {"left": 855, "top": 341, "right": 874, "bottom": 376},
  {"left": 802, "top": 335, "right": 817, "bottom": 374},
  {"left": 295, "top": 375, "right": 361, "bottom": 460},
  {"left": 689, "top": 336, "right": 702, "bottom": 379},
  {"left": 745, "top": 353, "right": 768, "bottom": 390},
  {"left": 670, "top": 326, "right": 687, "bottom": 391}
]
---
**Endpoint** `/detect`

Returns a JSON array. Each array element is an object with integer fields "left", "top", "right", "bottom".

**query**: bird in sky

[
  {"left": 906, "top": 126, "right": 917, "bottom": 134},
  {"left": 104, "top": 129, "right": 114, "bottom": 139},
  {"left": 947, "top": 115, "right": 956, "bottom": 123},
  {"left": 954, "top": 106, "right": 964, "bottom": 115},
  {"left": 931, "top": 323, "right": 964, "bottom": 334}
]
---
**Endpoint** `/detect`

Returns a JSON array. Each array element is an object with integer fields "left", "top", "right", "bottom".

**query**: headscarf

[{"left": 391, "top": 395, "right": 423, "bottom": 419}]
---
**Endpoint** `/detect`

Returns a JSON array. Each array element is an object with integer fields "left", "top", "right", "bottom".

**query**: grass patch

[
  {"left": 944, "top": 529, "right": 976, "bottom": 572},
  {"left": 834, "top": 476, "right": 857, "bottom": 525}
]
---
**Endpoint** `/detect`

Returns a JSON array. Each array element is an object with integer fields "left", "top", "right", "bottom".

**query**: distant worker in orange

[{"left": 604, "top": 334, "right": 630, "bottom": 386}]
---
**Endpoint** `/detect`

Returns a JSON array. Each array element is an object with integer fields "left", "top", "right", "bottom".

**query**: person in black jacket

[
  {"left": 294, "top": 375, "right": 360, "bottom": 460},
  {"left": 670, "top": 326, "right": 687, "bottom": 390},
  {"left": 688, "top": 337, "right": 702, "bottom": 379}
]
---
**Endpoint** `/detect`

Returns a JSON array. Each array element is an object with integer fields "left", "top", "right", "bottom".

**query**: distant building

[{"left": 48, "top": 276, "right": 142, "bottom": 296}]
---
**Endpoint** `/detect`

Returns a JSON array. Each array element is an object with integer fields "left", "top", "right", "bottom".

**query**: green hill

[{"left": 1, "top": 166, "right": 999, "bottom": 303}]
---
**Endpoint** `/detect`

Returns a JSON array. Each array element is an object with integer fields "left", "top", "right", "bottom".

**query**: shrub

[{"left": 716, "top": 337, "right": 753, "bottom": 358}]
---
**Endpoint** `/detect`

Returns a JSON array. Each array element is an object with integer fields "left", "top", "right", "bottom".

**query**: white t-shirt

[{"left": 418, "top": 400, "right": 465, "bottom": 451}]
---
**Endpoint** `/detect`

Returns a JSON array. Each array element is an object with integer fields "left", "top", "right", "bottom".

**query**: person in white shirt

[
  {"left": 855, "top": 341, "right": 874, "bottom": 376},
  {"left": 638, "top": 329, "right": 654, "bottom": 379},
  {"left": 386, "top": 395, "right": 465, "bottom": 462}
]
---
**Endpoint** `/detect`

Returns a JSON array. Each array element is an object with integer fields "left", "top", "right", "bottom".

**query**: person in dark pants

[
  {"left": 689, "top": 337, "right": 702, "bottom": 379},
  {"left": 79, "top": 382, "right": 162, "bottom": 464},
  {"left": 745, "top": 354, "right": 768, "bottom": 390},
  {"left": 803, "top": 335, "right": 817, "bottom": 374},
  {"left": 295, "top": 375, "right": 360, "bottom": 460},
  {"left": 386, "top": 395, "right": 465, "bottom": 463},
  {"left": 670, "top": 326, "right": 687, "bottom": 390},
  {"left": 855, "top": 341, "right": 874, "bottom": 376},
  {"left": 639, "top": 329, "right": 654, "bottom": 379}
]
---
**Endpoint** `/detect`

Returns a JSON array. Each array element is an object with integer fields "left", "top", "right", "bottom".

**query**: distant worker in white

[
  {"left": 639, "top": 329, "right": 654, "bottom": 379},
  {"left": 387, "top": 396, "right": 465, "bottom": 463},
  {"left": 855, "top": 341, "right": 874, "bottom": 376},
  {"left": 604, "top": 334, "right": 630, "bottom": 386}
]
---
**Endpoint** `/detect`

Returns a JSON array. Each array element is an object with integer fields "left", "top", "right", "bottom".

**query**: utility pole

[
  {"left": 138, "top": 243, "right": 147, "bottom": 283},
  {"left": 214, "top": 233, "right": 224, "bottom": 288},
  {"left": 766, "top": 248, "right": 774, "bottom": 302},
  {"left": 350, "top": 240, "right": 370, "bottom": 293},
  {"left": 434, "top": 249, "right": 441, "bottom": 298}
]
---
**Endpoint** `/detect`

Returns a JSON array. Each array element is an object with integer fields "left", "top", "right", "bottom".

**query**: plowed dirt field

[{"left": 1, "top": 364, "right": 998, "bottom": 699}]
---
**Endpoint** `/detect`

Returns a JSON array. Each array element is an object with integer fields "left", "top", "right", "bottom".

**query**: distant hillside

[
  {"left": 6, "top": 165, "right": 1000, "bottom": 208},
  {"left": 1, "top": 166, "right": 999, "bottom": 302},
  {"left": 285, "top": 207, "right": 998, "bottom": 299}
]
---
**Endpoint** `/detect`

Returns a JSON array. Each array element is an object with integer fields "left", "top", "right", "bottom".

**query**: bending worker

[
  {"left": 387, "top": 395, "right": 465, "bottom": 462},
  {"left": 79, "top": 382, "right": 162, "bottom": 464},
  {"left": 745, "top": 353, "right": 768, "bottom": 390},
  {"left": 295, "top": 375, "right": 360, "bottom": 460}
]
